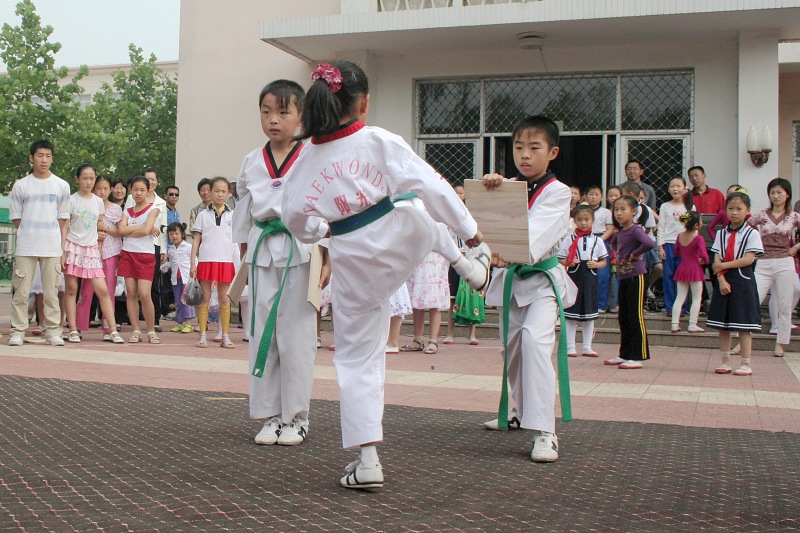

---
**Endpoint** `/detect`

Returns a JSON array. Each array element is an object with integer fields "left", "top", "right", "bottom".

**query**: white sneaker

[
  {"left": 46, "top": 335, "right": 65, "bottom": 346},
  {"left": 483, "top": 407, "right": 521, "bottom": 430},
  {"left": 531, "top": 432, "right": 559, "bottom": 463},
  {"left": 453, "top": 243, "right": 491, "bottom": 292},
  {"left": 8, "top": 333, "right": 24, "bottom": 346},
  {"left": 277, "top": 419, "right": 308, "bottom": 446},
  {"left": 340, "top": 460, "right": 383, "bottom": 489},
  {"left": 254, "top": 417, "right": 282, "bottom": 445}
]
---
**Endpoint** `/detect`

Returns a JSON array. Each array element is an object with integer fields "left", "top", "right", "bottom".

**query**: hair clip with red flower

[{"left": 312, "top": 64, "right": 343, "bottom": 94}]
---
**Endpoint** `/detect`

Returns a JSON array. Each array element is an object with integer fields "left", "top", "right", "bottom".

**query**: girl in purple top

[{"left": 605, "top": 195, "right": 655, "bottom": 369}]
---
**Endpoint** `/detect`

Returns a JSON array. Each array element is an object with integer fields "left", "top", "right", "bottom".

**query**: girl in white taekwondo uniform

[
  {"left": 281, "top": 61, "right": 490, "bottom": 490},
  {"left": 232, "top": 80, "right": 324, "bottom": 447}
]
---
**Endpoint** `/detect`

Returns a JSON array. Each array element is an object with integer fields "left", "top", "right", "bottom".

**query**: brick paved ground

[
  {"left": 1, "top": 375, "right": 799, "bottom": 532},
  {"left": 1, "top": 290, "right": 800, "bottom": 530}
]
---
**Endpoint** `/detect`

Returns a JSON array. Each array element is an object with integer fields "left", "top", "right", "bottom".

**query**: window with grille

[
  {"left": 623, "top": 137, "right": 689, "bottom": 205},
  {"left": 418, "top": 82, "right": 481, "bottom": 135},
  {"left": 422, "top": 141, "right": 476, "bottom": 185},
  {"left": 416, "top": 70, "right": 693, "bottom": 189},
  {"left": 794, "top": 122, "right": 800, "bottom": 161},
  {"left": 485, "top": 76, "right": 617, "bottom": 134}
]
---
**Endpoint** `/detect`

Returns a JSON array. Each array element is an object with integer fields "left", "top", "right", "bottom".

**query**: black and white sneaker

[
  {"left": 254, "top": 417, "right": 282, "bottom": 445},
  {"left": 277, "top": 419, "right": 307, "bottom": 446},
  {"left": 340, "top": 460, "right": 383, "bottom": 490},
  {"left": 483, "top": 407, "right": 521, "bottom": 430},
  {"left": 531, "top": 432, "right": 559, "bottom": 463}
]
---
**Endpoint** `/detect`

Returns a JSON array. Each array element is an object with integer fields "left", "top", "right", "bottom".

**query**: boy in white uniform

[
  {"left": 232, "top": 80, "right": 324, "bottom": 447},
  {"left": 281, "top": 61, "right": 490, "bottom": 489},
  {"left": 9, "top": 140, "right": 71, "bottom": 347},
  {"left": 481, "top": 116, "right": 575, "bottom": 463}
]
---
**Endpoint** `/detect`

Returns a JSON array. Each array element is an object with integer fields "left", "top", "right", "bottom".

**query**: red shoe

[
  {"left": 671, "top": 328, "right": 681, "bottom": 333},
  {"left": 568, "top": 352, "right": 579, "bottom": 358},
  {"left": 604, "top": 357, "right": 625, "bottom": 366},
  {"left": 581, "top": 351, "right": 599, "bottom": 358},
  {"left": 469, "top": 338, "right": 480, "bottom": 346},
  {"left": 619, "top": 360, "right": 643, "bottom": 369}
]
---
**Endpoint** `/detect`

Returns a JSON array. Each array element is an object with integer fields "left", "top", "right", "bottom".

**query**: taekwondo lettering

[{"left": 303, "top": 158, "right": 388, "bottom": 215}]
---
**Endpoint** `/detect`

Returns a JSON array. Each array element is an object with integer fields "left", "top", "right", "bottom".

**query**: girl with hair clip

[
  {"left": 657, "top": 176, "right": 694, "bottom": 316},
  {"left": 76, "top": 174, "right": 124, "bottom": 339},
  {"left": 558, "top": 203, "right": 607, "bottom": 357},
  {"left": 162, "top": 222, "right": 195, "bottom": 333},
  {"left": 63, "top": 165, "right": 125, "bottom": 344},
  {"left": 745, "top": 178, "right": 800, "bottom": 357},
  {"left": 708, "top": 191, "right": 763, "bottom": 375},
  {"left": 670, "top": 211, "right": 708, "bottom": 333},
  {"left": 281, "top": 61, "right": 490, "bottom": 490}
]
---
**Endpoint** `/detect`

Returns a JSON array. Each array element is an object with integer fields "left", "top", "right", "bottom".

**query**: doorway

[{"left": 487, "top": 134, "right": 610, "bottom": 194}]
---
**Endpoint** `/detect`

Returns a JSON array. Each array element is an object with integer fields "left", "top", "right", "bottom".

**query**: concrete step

[{"left": 319, "top": 307, "right": 800, "bottom": 352}]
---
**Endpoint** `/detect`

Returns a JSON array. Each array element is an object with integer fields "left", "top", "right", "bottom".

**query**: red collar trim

[
  {"left": 528, "top": 175, "right": 558, "bottom": 209},
  {"left": 127, "top": 203, "right": 153, "bottom": 218},
  {"left": 311, "top": 120, "right": 366, "bottom": 145},
  {"left": 262, "top": 141, "right": 304, "bottom": 179}
]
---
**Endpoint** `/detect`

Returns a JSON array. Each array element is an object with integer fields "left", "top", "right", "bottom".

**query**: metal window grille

[
  {"left": 624, "top": 137, "right": 688, "bottom": 206},
  {"left": 794, "top": 121, "right": 800, "bottom": 160},
  {"left": 378, "top": 0, "right": 452, "bottom": 11},
  {"left": 417, "top": 70, "right": 693, "bottom": 136},
  {"left": 621, "top": 73, "right": 692, "bottom": 132},
  {"left": 418, "top": 81, "right": 481, "bottom": 136},
  {"left": 484, "top": 76, "right": 617, "bottom": 134},
  {"left": 422, "top": 141, "right": 477, "bottom": 185}
]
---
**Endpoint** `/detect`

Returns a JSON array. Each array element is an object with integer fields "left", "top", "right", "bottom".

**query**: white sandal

[
  {"left": 109, "top": 331, "right": 125, "bottom": 344},
  {"left": 67, "top": 331, "right": 81, "bottom": 343},
  {"left": 147, "top": 331, "right": 161, "bottom": 344},
  {"left": 128, "top": 330, "right": 142, "bottom": 343}
]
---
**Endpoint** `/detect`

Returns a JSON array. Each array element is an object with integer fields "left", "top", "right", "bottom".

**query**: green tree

[
  {"left": 0, "top": 0, "right": 178, "bottom": 192},
  {"left": 89, "top": 45, "right": 178, "bottom": 190},
  {"left": 0, "top": 0, "right": 88, "bottom": 189}
]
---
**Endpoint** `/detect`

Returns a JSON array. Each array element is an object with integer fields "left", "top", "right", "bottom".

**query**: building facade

[{"left": 176, "top": 0, "right": 800, "bottom": 211}]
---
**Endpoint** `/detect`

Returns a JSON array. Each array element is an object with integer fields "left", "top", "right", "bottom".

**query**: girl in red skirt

[
  {"left": 190, "top": 176, "right": 236, "bottom": 348},
  {"left": 117, "top": 176, "right": 162, "bottom": 343}
]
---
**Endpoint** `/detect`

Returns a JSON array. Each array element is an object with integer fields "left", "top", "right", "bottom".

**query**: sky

[{"left": 0, "top": 0, "right": 180, "bottom": 70}]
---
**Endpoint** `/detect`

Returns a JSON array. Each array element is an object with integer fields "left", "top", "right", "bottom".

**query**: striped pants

[{"left": 618, "top": 274, "right": 650, "bottom": 361}]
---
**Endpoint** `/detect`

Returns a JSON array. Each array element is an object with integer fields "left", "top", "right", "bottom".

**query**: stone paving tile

[{"left": 1, "top": 375, "right": 800, "bottom": 532}]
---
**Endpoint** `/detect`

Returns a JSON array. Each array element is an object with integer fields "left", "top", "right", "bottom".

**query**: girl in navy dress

[
  {"left": 707, "top": 191, "right": 763, "bottom": 376},
  {"left": 558, "top": 204, "right": 607, "bottom": 357}
]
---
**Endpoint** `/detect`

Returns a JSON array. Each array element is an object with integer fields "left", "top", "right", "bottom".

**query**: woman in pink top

[{"left": 747, "top": 178, "right": 800, "bottom": 356}]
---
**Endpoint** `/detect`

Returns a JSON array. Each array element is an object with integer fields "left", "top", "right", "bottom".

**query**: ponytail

[{"left": 298, "top": 61, "right": 369, "bottom": 140}]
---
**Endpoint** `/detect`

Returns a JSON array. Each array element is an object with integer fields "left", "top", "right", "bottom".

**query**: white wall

[
  {"left": 737, "top": 30, "right": 780, "bottom": 211},
  {"left": 175, "top": 0, "right": 339, "bottom": 221}
]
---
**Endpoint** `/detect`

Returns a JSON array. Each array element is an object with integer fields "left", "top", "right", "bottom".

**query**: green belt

[
  {"left": 250, "top": 218, "right": 294, "bottom": 378},
  {"left": 498, "top": 255, "right": 572, "bottom": 428},
  {"left": 328, "top": 196, "right": 394, "bottom": 236}
]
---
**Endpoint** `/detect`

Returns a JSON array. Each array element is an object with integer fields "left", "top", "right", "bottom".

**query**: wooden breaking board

[{"left": 464, "top": 179, "right": 530, "bottom": 264}]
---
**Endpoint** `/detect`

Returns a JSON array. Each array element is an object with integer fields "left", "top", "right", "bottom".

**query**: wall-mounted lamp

[{"left": 746, "top": 126, "right": 772, "bottom": 168}]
